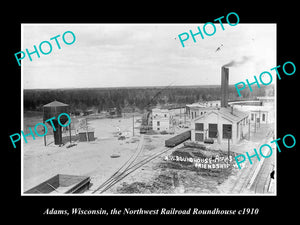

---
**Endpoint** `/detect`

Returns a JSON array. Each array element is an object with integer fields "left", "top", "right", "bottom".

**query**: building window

[
  {"left": 251, "top": 113, "right": 254, "bottom": 121},
  {"left": 208, "top": 124, "right": 218, "bottom": 138},
  {"left": 262, "top": 113, "right": 265, "bottom": 122},
  {"left": 164, "top": 114, "right": 167, "bottom": 117},
  {"left": 195, "top": 123, "right": 204, "bottom": 131},
  {"left": 157, "top": 127, "right": 160, "bottom": 131},
  {"left": 223, "top": 124, "right": 232, "bottom": 139},
  {"left": 157, "top": 121, "right": 160, "bottom": 126}
]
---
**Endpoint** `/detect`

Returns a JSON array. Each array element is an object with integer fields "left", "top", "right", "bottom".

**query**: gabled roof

[
  {"left": 218, "top": 107, "right": 248, "bottom": 122},
  {"left": 43, "top": 100, "right": 69, "bottom": 107},
  {"left": 194, "top": 107, "right": 248, "bottom": 123}
]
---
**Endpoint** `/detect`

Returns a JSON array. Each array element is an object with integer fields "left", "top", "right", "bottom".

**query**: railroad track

[
  {"left": 92, "top": 136, "right": 175, "bottom": 194},
  {"left": 230, "top": 129, "right": 274, "bottom": 194},
  {"left": 91, "top": 135, "right": 145, "bottom": 193},
  {"left": 250, "top": 154, "right": 274, "bottom": 193}
]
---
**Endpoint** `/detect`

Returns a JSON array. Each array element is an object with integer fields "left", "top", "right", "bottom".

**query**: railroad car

[
  {"left": 165, "top": 130, "right": 191, "bottom": 147},
  {"left": 25, "top": 174, "right": 90, "bottom": 194}
]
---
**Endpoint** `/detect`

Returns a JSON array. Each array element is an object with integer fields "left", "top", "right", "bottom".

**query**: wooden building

[
  {"left": 191, "top": 107, "right": 249, "bottom": 145},
  {"left": 43, "top": 100, "right": 70, "bottom": 146}
]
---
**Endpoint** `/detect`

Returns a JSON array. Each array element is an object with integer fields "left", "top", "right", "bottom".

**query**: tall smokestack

[{"left": 221, "top": 66, "right": 229, "bottom": 108}]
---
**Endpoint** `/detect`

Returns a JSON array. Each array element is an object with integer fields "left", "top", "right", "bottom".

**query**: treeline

[{"left": 24, "top": 85, "right": 273, "bottom": 113}]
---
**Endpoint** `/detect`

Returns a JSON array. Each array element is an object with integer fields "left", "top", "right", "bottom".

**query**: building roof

[
  {"left": 152, "top": 108, "right": 169, "bottom": 113},
  {"left": 186, "top": 101, "right": 220, "bottom": 109},
  {"left": 190, "top": 106, "right": 217, "bottom": 111},
  {"left": 43, "top": 100, "right": 69, "bottom": 107},
  {"left": 218, "top": 107, "right": 248, "bottom": 122},
  {"left": 228, "top": 100, "right": 262, "bottom": 106},
  {"left": 194, "top": 107, "right": 248, "bottom": 123},
  {"left": 233, "top": 105, "right": 272, "bottom": 112},
  {"left": 257, "top": 96, "right": 275, "bottom": 100},
  {"left": 186, "top": 105, "right": 206, "bottom": 109}
]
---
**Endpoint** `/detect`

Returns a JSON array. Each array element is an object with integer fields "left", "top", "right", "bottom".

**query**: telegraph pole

[
  {"left": 180, "top": 107, "right": 182, "bottom": 119},
  {"left": 133, "top": 114, "right": 135, "bottom": 136},
  {"left": 254, "top": 114, "right": 257, "bottom": 133},
  {"left": 248, "top": 119, "right": 251, "bottom": 140},
  {"left": 228, "top": 138, "right": 230, "bottom": 157},
  {"left": 43, "top": 125, "right": 46, "bottom": 146},
  {"left": 86, "top": 117, "right": 89, "bottom": 142},
  {"left": 258, "top": 110, "right": 261, "bottom": 128},
  {"left": 69, "top": 123, "right": 72, "bottom": 144}
]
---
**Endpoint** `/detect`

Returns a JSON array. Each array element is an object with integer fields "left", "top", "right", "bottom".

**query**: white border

[{"left": 21, "top": 24, "right": 24, "bottom": 195}]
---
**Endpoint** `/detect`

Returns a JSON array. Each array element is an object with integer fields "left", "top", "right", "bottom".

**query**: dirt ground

[
  {"left": 23, "top": 113, "right": 275, "bottom": 195},
  {"left": 23, "top": 114, "right": 142, "bottom": 191}
]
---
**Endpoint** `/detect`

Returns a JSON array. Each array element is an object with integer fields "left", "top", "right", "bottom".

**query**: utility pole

[
  {"left": 248, "top": 119, "right": 251, "bottom": 140},
  {"left": 43, "top": 124, "right": 46, "bottom": 146},
  {"left": 258, "top": 110, "right": 261, "bottom": 128},
  {"left": 254, "top": 114, "right": 257, "bottom": 133},
  {"left": 69, "top": 122, "right": 72, "bottom": 144},
  {"left": 228, "top": 138, "right": 230, "bottom": 157},
  {"left": 133, "top": 114, "right": 135, "bottom": 136},
  {"left": 180, "top": 107, "right": 182, "bottom": 119},
  {"left": 226, "top": 125, "right": 231, "bottom": 158},
  {"left": 86, "top": 118, "right": 89, "bottom": 142}
]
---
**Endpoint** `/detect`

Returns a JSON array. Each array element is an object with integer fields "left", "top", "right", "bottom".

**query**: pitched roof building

[
  {"left": 43, "top": 100, "right": 69, "bottom": 108},
  {"left": 191, "top": 107, "right": 249, "bottom": 145}
]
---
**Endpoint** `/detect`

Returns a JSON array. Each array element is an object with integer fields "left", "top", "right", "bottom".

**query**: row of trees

[{"left": 24, "top": 85, "right": 272, "bottom": 113}]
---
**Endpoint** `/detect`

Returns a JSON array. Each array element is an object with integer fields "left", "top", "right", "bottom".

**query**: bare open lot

[
  {"left": 23, "top": 112, "right": 275, "bottom": 195},
  {"left": 23, "top": 114, "right": 172, "bottom": 193}
]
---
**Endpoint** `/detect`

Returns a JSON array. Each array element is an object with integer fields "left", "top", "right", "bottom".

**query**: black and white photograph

[{"left": 20, "top": 23, "right": 277, "bottom": 195}]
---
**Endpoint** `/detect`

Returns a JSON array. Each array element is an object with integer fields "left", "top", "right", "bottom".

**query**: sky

[{"left": 22, "top": 23, "right": 276, "bottom": 89}]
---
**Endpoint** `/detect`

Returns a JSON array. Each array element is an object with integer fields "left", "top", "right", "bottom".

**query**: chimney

[{"left": 221, "top": 66, "right": 229, "bottom": 108}]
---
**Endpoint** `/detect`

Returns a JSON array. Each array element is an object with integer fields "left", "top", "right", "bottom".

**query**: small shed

[{"left": 78, "top": 129, "right": 95, "bottom": 142}]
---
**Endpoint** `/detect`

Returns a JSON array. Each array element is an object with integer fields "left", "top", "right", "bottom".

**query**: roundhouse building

[
  {"left": 191, "top": 66, "right": 249, "bottom": 145},
  {"left": 191, "top": 107, "right": 249, "bottom": 145}
]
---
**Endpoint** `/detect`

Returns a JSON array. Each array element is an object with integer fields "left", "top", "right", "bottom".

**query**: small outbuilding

[
  {"left": 78, "top": 129, "right": 95, "bottom": 142},
  {"left": 43, "top": 100, "right": 70, "bottom": 146}
]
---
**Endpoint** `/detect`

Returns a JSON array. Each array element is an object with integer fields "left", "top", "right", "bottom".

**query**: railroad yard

[
  {"left": 23, "top": 111, "right": 275, "bottom": 195},
  {"left": 23, "top": 113, "right": 187, "bottom": 193}
]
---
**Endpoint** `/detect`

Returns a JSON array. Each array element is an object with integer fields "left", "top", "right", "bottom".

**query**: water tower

[{"left": 43, "top": 100, "right": 70, "bottom": 146}]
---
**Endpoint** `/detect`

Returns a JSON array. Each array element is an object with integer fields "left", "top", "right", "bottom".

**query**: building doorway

[{"left": 195, "top": 133, "right": 204, "bottom": 142}]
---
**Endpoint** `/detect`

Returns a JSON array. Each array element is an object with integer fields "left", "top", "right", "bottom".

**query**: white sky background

[{"left": 22, "top": 24, "right": 276, "bottom": 89}]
